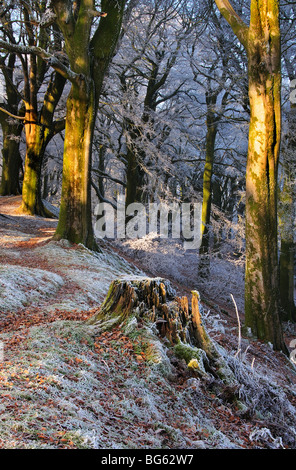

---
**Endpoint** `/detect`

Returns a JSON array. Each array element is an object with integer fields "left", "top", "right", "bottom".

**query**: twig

[
  {"left": 230, "top": 293, "right": 241, "bottom": 359},
  {"left": 0, "top": 106, "right": 26, "bottom": 120}
]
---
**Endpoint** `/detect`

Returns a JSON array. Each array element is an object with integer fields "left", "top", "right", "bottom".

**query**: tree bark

[
  {"left": 0, "top": 1, "right": 129, "bottom": 245},
  {"left": 21, "top": 69, "right": 66, "bottom": 217},
  {"left": 244, "top": 1, "right": 284, "bottom": 351},
  {"left": 0, "top": 51, "right": 23, "bottom": 196},
  {"left": 0, "top": 119, "right": 23, "bottom": 195},
  {"left": 215, "top": 0, "right": 287, "bottom": 352},
  {"left": 21, "top": 120, "right": 44, "bottom": 215},
  {"left": 54, "top": 79, "right": 96, "bottom": 248},
  {"left": 199, "top": 91, "right": 218, "bottom": 278},
  {"left": 278, "top": 162, "right": 296, "bottom": 322}
]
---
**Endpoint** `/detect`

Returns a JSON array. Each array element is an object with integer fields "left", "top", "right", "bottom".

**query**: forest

[{"left": 0, "top": 0, "right": 296, "bottom": 452}]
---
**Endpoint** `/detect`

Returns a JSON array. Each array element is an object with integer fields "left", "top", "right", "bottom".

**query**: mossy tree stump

[{"left": 88, "top": 277, "right": 229, "bottom": 378}]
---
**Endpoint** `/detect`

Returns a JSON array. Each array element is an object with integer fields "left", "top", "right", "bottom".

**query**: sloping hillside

[{"left": 0, "top": 195, "right": 296, "bottom": 450}]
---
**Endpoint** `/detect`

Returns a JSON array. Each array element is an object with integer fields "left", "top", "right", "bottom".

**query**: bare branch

[
  {"left": 0, "top": 106, "right": 25, "bottom": 120},
  {"left": 0, "top": 39, "right": 80, "bottom": 84},
  {"left": 92, "top": 168, "right": 126, "bottom": 187}
]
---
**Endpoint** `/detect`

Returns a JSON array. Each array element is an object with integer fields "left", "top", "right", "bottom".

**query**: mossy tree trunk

[
  {"left": 22, "top": 119, "right": 44, "bottom": 215},
  {"left": 0, "top": 118, "right": 23, "bottom": 196},
  {"left": 21, "top": 68, "right": 66, "bottom": 217},
  {"left": 17, "top": 2, "right": 67, "bottom": 217},
  {"left": 244, "top": 2, "right": 284, "bottom": 350},
  {"left": 54, "top": 79, "right": 96, "bottom": 247},
  {"left": 199, "top": 95, "right": 217, "bottom": 254},
  {"left": 278, "top": 143, "right": 296, "bottom": 322},
  {"left": 0, "top": 52, "right": 23, "bottom": 196},
  {"left": 198, "top": 79, "right": 230, "bottom": 277},
  {"left": 199, "top": 89, "right": 218, "bottom": 278},
  {"left": 215, "top": 0, "right": 287, "bottom": 352},
  {"left": 51, "top": 0, "right": 126, "bottom": 249}
]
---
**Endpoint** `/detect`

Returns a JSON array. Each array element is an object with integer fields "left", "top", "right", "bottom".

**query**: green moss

[
  {"left": 87, "top": 282, "right": 124, "bottom": 326},
  {"left": 174, "top": 343, "right": 207, "bottom": 374}
]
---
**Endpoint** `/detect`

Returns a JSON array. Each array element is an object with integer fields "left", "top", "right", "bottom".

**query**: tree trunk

[
  {"left": 20, "top": 64, "right": 66, "bottom": 217},
  {"left": 125, "top": 144, "right": 146, "bottom": 208},
  {"left": 200, "top": 98, "right": 218, "bottom": 254},
  {"left": 244, "top": 11, "right": 285, "bottom": 351},
  {"left": 0, "top": 120, "right": 22, "bottom": 195},
  {"left": 279, "top": 169, "right": 296, "bottom": 322},
  {"left": 50, "top": 0, "right": 126, "bottom": 250},
  {"left": 199, "top": 102, "right": 218, "bottom": 278},
  {"left": 215, "top": 0, "right": 287, "bottom": 353},
  {"left": 54, "top": 80, "right": 97, "bottom": 249},
  {"left": 21, "top": 117, "right": 62, "bottom": 218},
  {"left": 21, "top": 120, "right": 48, "bottom": 216},
  {"left": 0, "top": 49, "right": 23, "bottom": 196}
]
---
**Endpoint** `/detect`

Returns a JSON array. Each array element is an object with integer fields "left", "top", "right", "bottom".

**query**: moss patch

[{"left": 174, "top": 343, "right": 208, "bottom": 374}]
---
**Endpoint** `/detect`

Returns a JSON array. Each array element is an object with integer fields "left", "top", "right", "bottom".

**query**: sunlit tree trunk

[
  {"left": 244, "top": 2, "right": 284, "bottom": 350},
  {"left": 22, "top": 119, "right": 44, "bottom": 215},
  {"left": 18, "top": 2, "right": 66, "bottom": 217},
  {"left": 215, "top": 0, "right": 287, "bottom": 352},
  {"left": 0, "top": 0, "right": 127, "bottom": 247},
  {"left": 21, "top": 66, "right": 66, "bottom": 217},
  {"left": 52, "top": 0, "right": 126, "bottom": 248},
  {"left": 55, "top": 79, "right": 96, "bottom": 247}
]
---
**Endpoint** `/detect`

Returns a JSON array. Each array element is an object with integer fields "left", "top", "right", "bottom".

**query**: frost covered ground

[
  {"left": 0, "top": 196, "right": 296, "bottom": 450},
  {"left": 0, "top": 198, "right": 142, "bottom": 313}
]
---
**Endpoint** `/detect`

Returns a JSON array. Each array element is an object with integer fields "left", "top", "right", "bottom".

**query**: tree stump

[{"left": 87, "top": 276, "right": 227, "bottom": 377}]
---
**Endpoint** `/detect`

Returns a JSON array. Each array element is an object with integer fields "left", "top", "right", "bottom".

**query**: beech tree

[
  {"left": 183, "top": 2, "right": 249, "bottom": 278},
  {"left": 20, "top": 1, "right": 66, "bottom": 217},
  {"left": 214, "top": 0, "right": 286, "bottom": 352},
  {"left": 0, "top": 1, "right": 66, "bottom": 215},
  {"left": 95, "top": 0, "right": 207, "bottom": 212},
  {"left": 1, "top": 1, "right": 128, "bottom": 247},
  {"left": 50, "top": 0, "right": 128, "bottom": 249},
  {"left": 0, "top": 55, "right": 23, "bottom": 196},
  {"left": 0, "top": 3, "right": 24, "bottom": 195}
]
